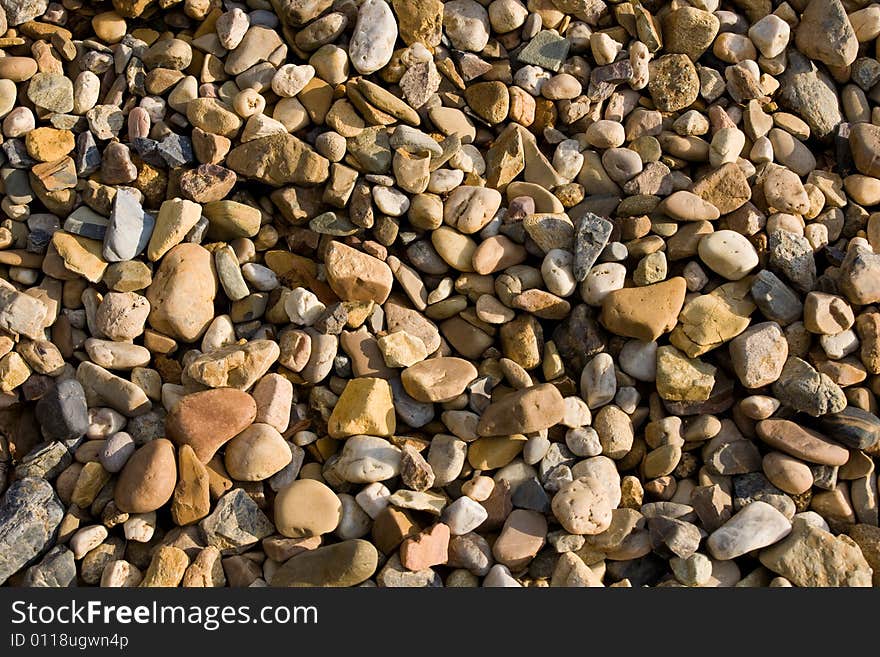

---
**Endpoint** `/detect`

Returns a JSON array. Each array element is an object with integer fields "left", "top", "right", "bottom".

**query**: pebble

[
  {"left": 707, "top": 501, "right": 792, "bottom": 560},
  {"left": 114, "top": 439, "right": 177, "bottom": 514},
  {"left": 274, "top": 479, "right": 341, "bottom": 538}
]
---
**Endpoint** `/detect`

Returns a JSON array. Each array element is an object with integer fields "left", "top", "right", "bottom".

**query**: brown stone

[
  {"left": 600, "top": 277, "right": 687, "bottom": 341},
  {"left": 756, "top": 419, "right": 850, "bottom": 466},
  {"left": 171, "top": 444, "right": 211, "bottom": 526},
  {"left": 114, "top": 439, "right": 177, "bottom": 514},
  {"left": 165, "top": 389, "right": 258, "bottom": 463},
  {"left": 477, "top": 383, "right": 565, "bottom": 436}
]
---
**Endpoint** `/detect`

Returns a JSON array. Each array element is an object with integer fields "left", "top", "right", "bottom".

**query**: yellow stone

[
  {"left": 51, "top": 231, "right": 108, "bottom": 283},
  {"left": 146, "top": 198, "right": 202, "bottom": 261},
  {"left": 467, "top": 434, "right": 527, "bottom": 470},
  {"left": 140, "top": 546, "right": 190, "bottom": 587},
  {"left": 71, "top": 461, "right": 112, "bottom": 508},
  {"left": 25, "top": 127, "right": 75, "bottom": 162},
  {"left": 670, "top": 278, "right": 756, "bottom": 357},
  {"left": 327, "top": 377, "right": 396, "bottom": 439},
  {"left": 655, "top": 346, "right": 716, "bottom": 402},
  {"left": 0, "top": 352, "right": 30, "bottom": 392}
]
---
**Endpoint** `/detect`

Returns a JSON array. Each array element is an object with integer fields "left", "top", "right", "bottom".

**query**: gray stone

[
  {"left": 777, "top": 51, "right": 842, "bottom": 141},
  {"left": 0, "top": 0, "right": 48, "bottom": 25},
  {"left": 517, "top": 30, "right": 571, "bottom": 72},
  {"left": 511, "top": 477, "right": 551, "bottom": 513},
  {"left": 35, "top": 379, "right": 90, "bottom": 442},
  {"left": 103, "top": 188, "right": 154, "bottom": 262},
  {"left": 767, "top": 230, "right": 817, "bottom": 293},
  {"left": 733, "top": 473, "right": 796, "bottom": 519},
  {"left": 810, "top": 464, "right": 839, "bottom": 491},
  {"left": 0, "top": 478, "right": 64, "bottom": 585},
  {"left": 75, "top": 131, "right": 101, "bottom": 177},
  {"left": 14, "top": 442, "right": 73, "bottom": 481},
  {"left": 27, "top": 73, "right": 74, "bottom": 114},
  {"left": 749, "top": 270, "right": 803, "bottom": 326},
  {"left": 390, "top": 378, "right": 435, "bottom": 428},
  {"left": 157, "top": 133, "right": 194, "bottom": 168},
  {"left": 648, "top": 516, "right": 702, "bottom": 559},
  {"left": 772, "top": 357, "right": 847, "bottom": 417},
  {"left": 22, "top": 546, "right": 76, "bottom": 587},
  {"left": 815, "top": 407, "right": 880, "bottom": 451},
  {"left": 199, "top": 488, "right": 274, "bottom": 554},
  {"left": 63, "top": 206, "right": 109, "bottom": 240},
  {"left": 377, "top": 553, "right": 443, "bottom": 587},
  {"left": 572, "top": 212, "right": 613, "bottom": 282}
]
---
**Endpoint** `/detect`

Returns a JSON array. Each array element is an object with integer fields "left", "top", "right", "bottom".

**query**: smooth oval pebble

[
  {"left": 224, "top": 423, "right": 292, "bottom": 481},
  {"left": 274, "top": 479, "right": 342, "bottom": 538},
  {"left": 114, "top": 439, "right": 177, "bottom": 514},
  {"left": 270, "top": 540, "right": 378, "bottom": 587}
]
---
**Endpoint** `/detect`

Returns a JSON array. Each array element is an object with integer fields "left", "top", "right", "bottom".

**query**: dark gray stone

[
  {"left": 63, "top": 207, "right": 108, "bottom": 240},
  {"left": 733, "top": 472, "right": 796, "bottom": 518},
  {"left": 14, "top": 441, "right": 73, "bottom": 480},
  {"left": 750, "top": 270, "right": 803, "bottom": 326},
  {"left": 35, "top": 379, "right": 89, "bottom": 442},
  {"left": 22, "top": 545, "right": 76, "bottom": 587},
  {"left": 552, "top": 303, "right": 607, "bottom": 374},
  {"left": 2, "top": 138, "right": 36, "bottom": 168},
  {"left": 125, "top": 408, "right": 166, "bottom": 446},
  {"left": 814, "top": 406, "right": 880, "bottom": 450},
  {"left": 572, "top": 212, "right": 614, "bottom": 281},
  {"left": 74, "top": 130, "right": 101, "bottom": 177},
  {"left": 0, "top": 478, "right": 64, "bottom": 585},
  {"left": 511, "top": 477, "right": 551, "bottom": 512}
]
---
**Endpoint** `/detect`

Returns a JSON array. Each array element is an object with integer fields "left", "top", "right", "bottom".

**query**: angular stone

[
  {"left": 771, "top": 357, "right": 846, "bottom": 417},
  {"left": 0, "top": 478, "right": 64, "bottom": 585},
  {"left": 199, "top": 488, "right": 274, "bottom": 553},
  {"left": 35, "top": 378, "right": 89, "bottom": 442},
  {"left": 600, "top": 278, "right": 686, "bottom": 342},
  {"left": 655, "top": 346, "right": 716, "bottom": 403},
  {"left": 165, "top": 389, "right": 257, "bottom": 463},
  {"left": 226, "top": 133, "right": 329, "bottom": 187},
  {"left": 327, "top": 377, "right": 396, "bottom": 439},
  {"left": 670, "top": 279, "right": 755, "bottom": 358},
  {"left": 794, "top": 0, "right": 858, "bottom": 69},
  {"left": 324, "top": 242, "right": 393, "bottom": 305},
  {"left": 760, "top": 520, "right": 871, "bottom": 587},
  {"left": 185, "top": 340, "right": 280, "bottom": 390},
  {"left": 572, "top": 212, "right": 613, "bottom": 282}
]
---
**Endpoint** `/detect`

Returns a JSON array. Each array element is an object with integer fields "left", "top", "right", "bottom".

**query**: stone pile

[{"left": 0, "top": 0, "right": 880, "bottom": 587}]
